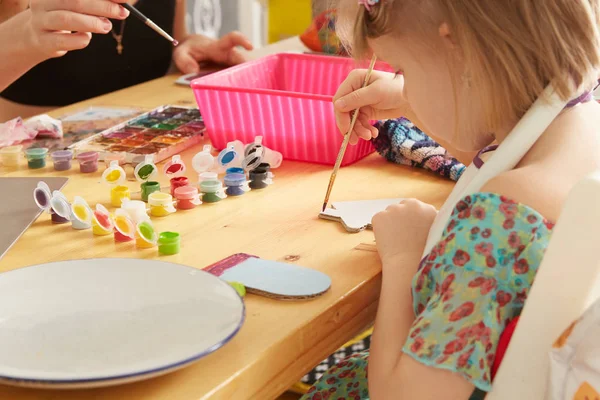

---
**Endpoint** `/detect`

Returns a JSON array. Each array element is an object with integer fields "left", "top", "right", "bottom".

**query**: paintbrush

[
  {"left": 122, "top": 3, "right": 179, "bottom": 46},
  {"left": 322, "top": 55, "right": 378, "bottom": 212}
]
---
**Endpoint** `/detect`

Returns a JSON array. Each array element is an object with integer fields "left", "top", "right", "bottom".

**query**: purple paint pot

[
  {"left": 77, "top": 151, "right": 99, "bottom": 173},
  {"left": 50, "top": 150, "right": 73, "bottom": 171},
  {"left": 50, "top": 209, "right": 69, "bottom": 224}
]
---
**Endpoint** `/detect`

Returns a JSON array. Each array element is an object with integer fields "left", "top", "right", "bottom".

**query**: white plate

[{"left": 0, "top": 258, "right": 245, "bottom": 389}]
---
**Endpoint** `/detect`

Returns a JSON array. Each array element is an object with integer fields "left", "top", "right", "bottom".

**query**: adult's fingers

[
  {"left": 35, "top": 0, "right": 129, "bottom": 20},
  {"left": 41, "top": 11, "right": 112, "bottom": 34},
  {"left": 217, "top": 31, "right": 253, "bottom": 51},
  {"left": 44, "top": 31, "right": 92, "bottom": 56}
]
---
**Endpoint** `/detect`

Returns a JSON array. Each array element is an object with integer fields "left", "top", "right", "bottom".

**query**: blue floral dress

[{"left": 300, "top": 192, "right": 554, "bottom": 400}]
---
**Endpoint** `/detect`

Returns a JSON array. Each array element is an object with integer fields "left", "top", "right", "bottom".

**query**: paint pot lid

[
  {"left": 198, "top": 171, "right": 218, "bottom": 183},
  {"left": 50, "top": 150, "right": 73, "bottom": 160},
  {"left": 50, "top": 191, "right": 71, "bottom": 220},
  {"left": 216, "top": 142, "right": 238, "bottom": 168},
  {"left": 200, "top": 179, "right": 223, "bottom": 193},
  {"left": 174, "top": 185, "right": 199, "bottom": 200},
  {"left": 114, "top": 209, "right": 135, "bottom": 239},
  {"left": 224, "top": 173, "right": 246, "bottom": 187},
  {"left": 0, "top": 145, "right": 22, "bottom": 155},
  {"left": 133, "top": 155, "right": 158, "bottom": 183},
  {"left": 148, "top": 192, "right": 175, "bottom": 207},
  {"left": 137, "top": 220, "right": 157, "bottom": 245},
  {"left": 226, "top": 167, "right": 245, "bottom": 175},
  {"left": 192, "top": 145, "right": 214, "bottom": 173},
  {"left": 25, "top": 147, "right": 48, "bottom": 158},
  {"left": 76, "top": 151, "right": 99, "bottom": 162},
  {"left": 244, "top": 136, "right": 263, "bottom": 158},
  {"left": 93, "top": 204, "right": 114, "bottom": 230},
  {"left": 242, "top": 147, "right": 263, "bottom": 171},
  {"left": 71, "top": 196, "right": 92, "bottom": 224},
  {"left": 163, "top": 155, "right": 186, "bottom": 177},
  {"left": 102, "top": 160, "right": 126, "bottom": 185},
  {"left": 33, "top": 181, "right": 52, "bottom": 212}
]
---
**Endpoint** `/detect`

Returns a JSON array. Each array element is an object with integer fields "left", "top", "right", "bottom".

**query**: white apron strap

[{"left": 423, "top": 84, "right": 570, "bottom": 256}]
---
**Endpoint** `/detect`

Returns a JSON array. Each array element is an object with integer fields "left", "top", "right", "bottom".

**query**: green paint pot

[{"left": 158, "top": 231, "right": 180, "bottom": 255}]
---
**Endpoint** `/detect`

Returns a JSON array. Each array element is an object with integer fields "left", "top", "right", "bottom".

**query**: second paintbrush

[{"left": 121, "top": 3, "right": 179, "bottom": 46}]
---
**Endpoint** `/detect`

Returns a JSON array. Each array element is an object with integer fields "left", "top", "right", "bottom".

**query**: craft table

[{"left": 0, "top": 37, "right": 454, "bottom": 399}]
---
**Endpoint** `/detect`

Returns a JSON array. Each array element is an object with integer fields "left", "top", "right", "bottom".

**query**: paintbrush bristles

[{"left": 321, "top": 55, "right": 378, "bottom": 212}]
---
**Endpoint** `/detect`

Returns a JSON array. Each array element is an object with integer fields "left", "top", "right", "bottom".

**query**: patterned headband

[{"left": 358, "top": 0, "right": 380, "bottom": 12}]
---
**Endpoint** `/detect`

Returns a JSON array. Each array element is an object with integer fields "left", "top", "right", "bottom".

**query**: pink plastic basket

[{"left": 192, "top": 53, "right": 393, "bottom": 166}]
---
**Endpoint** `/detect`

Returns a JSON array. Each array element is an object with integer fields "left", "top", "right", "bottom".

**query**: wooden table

[{"left": 0, "top": 38, "right": 454, "bottom": 400}]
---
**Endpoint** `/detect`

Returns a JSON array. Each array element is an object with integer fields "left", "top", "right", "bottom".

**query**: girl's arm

[{"left": 368, "top": 200, "right": 476, "bottom": 400}]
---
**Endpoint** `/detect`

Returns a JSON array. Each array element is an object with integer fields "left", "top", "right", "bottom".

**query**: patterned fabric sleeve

[
  {"left": 402, "top": 193, "right": 553, "bottom": 391},
  {"left": 373, "top": 118, "right": 466, "bottom": 181}
]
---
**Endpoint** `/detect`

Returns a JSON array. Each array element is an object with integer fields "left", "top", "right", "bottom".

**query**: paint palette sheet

[{"left": 69, "top": 105, "right": 206, "bottom": 164}]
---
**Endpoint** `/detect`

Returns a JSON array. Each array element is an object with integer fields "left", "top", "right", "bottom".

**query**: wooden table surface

[{"left": 0, "top": 37, "right": 454, "bottom": 399}]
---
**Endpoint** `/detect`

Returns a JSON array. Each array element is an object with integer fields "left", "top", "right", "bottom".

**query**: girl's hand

[
  {"left": 372, "top": 199, "right": 437, "bottom": 268},
  {"left": 333, "top": 69, "right": 407, "bottom": 145},
  {"left": 173, "top": 31, "right": 253, "bottom": 74},
  {"left": 26, "top": 0, "right": 129, "bottom": 59}
]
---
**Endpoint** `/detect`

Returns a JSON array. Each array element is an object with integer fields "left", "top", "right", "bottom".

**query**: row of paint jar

[
  {"left": 0, "top": 145, "right": 101, "bottom": 173},
  {"left": 33, "top": 182, "right": 182, "bottom": 256}
]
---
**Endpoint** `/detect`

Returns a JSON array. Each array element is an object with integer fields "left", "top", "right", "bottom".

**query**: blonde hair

[{"left": 338, "top": 0, "right": 600, "bottom": 131}]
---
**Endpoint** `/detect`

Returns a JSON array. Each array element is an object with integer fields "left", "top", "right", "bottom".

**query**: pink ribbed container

[{"left": 191, "top": 53, "right": 393, "bottom": 166}]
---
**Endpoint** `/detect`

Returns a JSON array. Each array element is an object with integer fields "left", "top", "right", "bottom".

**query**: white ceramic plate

[{"left": 0, "top": 258, "right": 245, "bottom": 389}]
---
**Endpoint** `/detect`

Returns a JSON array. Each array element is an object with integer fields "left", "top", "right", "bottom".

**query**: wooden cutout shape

[
  {"left": 204, "top": 253, "right": 331, "bottom": 300},
  {"left": 319, "top": 198, "right": 403, "bottom": 233}
]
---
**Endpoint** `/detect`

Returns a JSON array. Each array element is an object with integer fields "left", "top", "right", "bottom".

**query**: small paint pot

[
  {"left": 224, "top": 173, "right": 250, "bottom": 197},
  {"left": 133, "top": 155, "right": 158, "bottom": 183},
  {"left": 140, "top": 181, "right": 161, "bottom": 202},
  {"left": 256, "top": 163, "right": 271, "bottom": 172},
  {"left": 113, "top": 209, "right": 135, "bottom": 242},
  {"left": 249, "top": 168, "right": 270, "bottom": 190},
  {"left": 174, "top": 186, "right": 201, "bottom": 210},
  {"left": 104, "top": 153, "right": 126, "bottom": 168},
  {"left": 245, "top": 136, "right": 283, "bottom": 169},
  {"left": 0, "top": 145, "right": 23, "bottom": 167},
  {"left": 148, "top": 192, "right": 176, "bottom": 217},
  {"left": 50, "top": 150, "right": 73, "bottom": 171},
  {"left": 110, "top": 185, "right": 131, "bottom": 207},
  {"left": 92, "top": 204, "right": 114, "bottom": 236},
  {"left": 70, "top": 196, "right": 92, "bottom": 230},
  {"left": 33, "top": 181, "right": 52, "bottom": 213},
  {"left": 216, "top": 142, "right": 238, "bottom": 170},
  {"left": 49, "top": 191, "right": 71, "bottom": 225},
  {"left": 200, "top": 180, "right": 227, "bottom": 203},
  {"left": 136, "top": 219, "right": 158, "bottom": 248},
  {"left": 163, "top": 155, "right": 187, "bottom": 177},
  {"left": 198, "top": 171, "right": 218, "bottom": 184},
  {"left": 192, "top": 145, "right": 215, "bottom": 177},
  {"left": 121, "top": 199, "right": 148, "bottom": 224},
  {"left": 226, "top": 167, "right": 245, "bottom": 175},
  {"left": 25, "top": 147, "right": 48, "bottom": 169},
  {"left": 170, "top": 176, "right": 190, "bottom": 197},
  {"left": 158, "top": 231, "right": 181, "bottom": 255},
  {"left": 102, "top": 160, "right": 126, "bottom": 185},
  {"left": 76, "top": 151, "right": 99, "bottom": 173}
]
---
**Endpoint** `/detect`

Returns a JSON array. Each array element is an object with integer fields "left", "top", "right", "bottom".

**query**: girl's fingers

[
  {"left": 37, "top": 0, "right": 129, "bottom": 19},
  {"left": 42, "top": 11, "right": 112, "bottom": 33}
]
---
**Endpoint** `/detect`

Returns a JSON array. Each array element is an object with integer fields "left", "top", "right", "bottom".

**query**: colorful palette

[{"left": 70, "top": 106, "right": 206, "bottom": 164}]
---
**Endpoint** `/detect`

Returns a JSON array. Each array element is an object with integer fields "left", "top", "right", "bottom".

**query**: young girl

[{"left": 302, "top": 0, "right": 600, "bottom": 399}]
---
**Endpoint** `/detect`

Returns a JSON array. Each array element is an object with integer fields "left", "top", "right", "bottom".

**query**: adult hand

[
  {"left": 173, "top": 31, "right": 253, "bottom": 74},
  {"left": 333, "top": 69, "right": 407, "bottom": 144},
  {"left": 25, "top": 0, "right": 129, "bottom": 59}
]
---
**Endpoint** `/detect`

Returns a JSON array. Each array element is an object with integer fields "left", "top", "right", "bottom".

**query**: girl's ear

[{"left": 438, "top": 22, "right": 456, "bottom": 49}]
